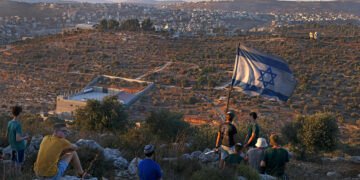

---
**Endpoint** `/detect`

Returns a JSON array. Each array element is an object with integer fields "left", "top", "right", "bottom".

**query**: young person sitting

[
  {"left": 34, "top": 123, "right": 89, "bottom": 179},
  {"left": 224, "top": 143, "right": 244, "bottom": 168}
]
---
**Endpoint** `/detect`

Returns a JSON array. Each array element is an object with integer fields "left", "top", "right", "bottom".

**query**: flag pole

[{"left": 225, "top": 43, "right": 240, "bottom": 114}]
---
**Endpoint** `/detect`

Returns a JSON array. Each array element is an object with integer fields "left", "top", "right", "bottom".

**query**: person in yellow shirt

[{"left": 34, "top": 123, "right": 88, "bottom": 179}]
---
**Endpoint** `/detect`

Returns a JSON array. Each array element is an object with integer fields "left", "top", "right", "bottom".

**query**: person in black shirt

[{"left": 215, "top": 111, "right": 237, "bottom": 168}]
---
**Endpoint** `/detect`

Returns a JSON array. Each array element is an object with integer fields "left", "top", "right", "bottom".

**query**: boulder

[
  {"left": 27, "top": 135, "right": 43, "bottom": 156},
  {"left": 113, "top": 157, "right": 129, "bottom": 169},
  {"left": 321, "top": 157, "right": 332, "bottom": 162},
  {"left": 1, "top": 146, "right": 12, "bottom": 160},
  {"left": 116, "top": 170, "right": 132, "bottom": 179},
  {"left": 180, "top": 153, "right": 192, "bottom": 160},
  {"left": 237, "top": 176, "right": 247, "bottom": 180},
  {"left": 358, "top": 174, "right": 360, "bottom": 178},
  {"left": 349, "top": 156, "right": 360, "bottom": 164},
  {"left": 259, "top": 174, "right": 276, "bottom": 180},
  {"left": 128, "top": 157, "right": 142, "bottom": 175},
  {"left": 59, "top": 175, "right": 98, "bottom": 180},
  {"left": 190, "top": 151, "right": 202, "bottom": 160},
  {"left": 103, "top": 148, "right": 122, "bottom": 162},
  {"left": 75, "top": 139, "right": 104, "bottom": 151},
  {"left": 331, "top": 156, "right": 348, "bottom": 162},
  {"left": 199, "top": 149, "right": 219, "bottom": 163},
  {"left": 326, "top": 171, "right": 341, "bottom": 178}
]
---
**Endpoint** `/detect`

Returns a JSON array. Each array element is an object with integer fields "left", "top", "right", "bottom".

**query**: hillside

[
  {"left": 160, "top": 0, "right": 360, "bottom": 16},
  {"left": 0, "top": 24, "right": 359, "bottom": 179}
]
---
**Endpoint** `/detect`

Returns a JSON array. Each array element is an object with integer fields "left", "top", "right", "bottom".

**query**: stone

[
  {"left": 59, "top": 175, "right": 98, "bottom": 180},
  {"left": 199, "top": 151, "right": 219, "bottom": 163},
  {"left": 27, "top": 135, "right": 43, "bottom": 156},
  {"left": 75, "top": 139, "right": 104, "bottom": 151},
  {"left": 358, "top": 174, "right": 360, "bottom": 178},
  {"left": 321, "top": 157, "right": 332, "bottom": 162},
  {"left": 259, "top": 174, "right": 276, "bottom": 180},
  {"left": 128, "top": 157, "right": 142, "bottom": 175},
  {"left": 349, "top": 156, "right": 360, "bottom": 164},
  {"left": 331, "top": 156, "right": 348, "bottom": 162},
  {"left": 113, "top": 157, "right": 129, "bottom": 169},
  {"left": 190, "top": 151, "right": 202, "bottom": 160},
  {"left": 1, "top": 146, "right": 12, "bottom": 160},
  {"left": 103, "top": 148, "right": 122, "bottom": 161},
  {"left": 116, "top": 170, "right": 132, "bottom": 179},
  {"left": 237, "top": 176, "right": 247, "bottom": 180},
  {"left": 162, "top": 157, "right": 177, "bottom": 161},
  {"left": 327, "top": 171, "right": 341, "bottom": 178},
  {"left": 180, "top": 153, "right": 192, "bottom": 160}
]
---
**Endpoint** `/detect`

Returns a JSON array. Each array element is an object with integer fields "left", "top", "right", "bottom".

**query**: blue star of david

[{"left": 258, "top": 67, "right": 277, "bottom": 88}]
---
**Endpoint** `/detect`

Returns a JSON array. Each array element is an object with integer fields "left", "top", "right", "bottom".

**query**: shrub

[
  {"left": 190, "top": 125, "right": 218, "bottom": 151},
  {"left": 75, "top": 95, "right": 128, "bottom": 133},
  {"left": 145, "top": 110, "right": 189, "bottom": 142},
  {"left": 76, "top": 147, "right": 108, "bottom": 179},
  {"left": 282, "top": 113, "right": 338, "bottom": 159}
]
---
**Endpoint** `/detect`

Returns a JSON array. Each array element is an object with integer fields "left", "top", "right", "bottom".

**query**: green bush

[
  {"left": 190, "top": 125, "right": 218, "bottom": 151},
  {"left": 282, "top": 113, "right": 338, "bottom": 159},
  {"left": 145, "top": 110, "right": 189, "bottom": 142},
  {"left": 75, "top": 96, "right": 128, "bottom": 133}
]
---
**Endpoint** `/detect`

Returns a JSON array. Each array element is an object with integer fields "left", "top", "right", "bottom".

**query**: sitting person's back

[
  {"left": 261, "top": 135, "right": 289, "bottom": 178},
  {"left": 225, "top": 143, "right": 243, "bottom": 167},
  {"left": 246, "top": 138, "right": 267, "bottom": 173},
  {"left": 138, "top": 144, "right": 162, "bottom": 180}
]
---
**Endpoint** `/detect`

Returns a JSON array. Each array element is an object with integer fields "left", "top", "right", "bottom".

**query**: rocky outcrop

[
  {"left": 104, "top": 148, "right": 122, "bottom": 161},
  {"left": 327, "top": 171, "right": 341, "bottom": 178},
  {"left": 27, "top": 135, "right": 43, "bottom": 156},
  {"left": 128, "top": 157, "right": 142, "bottom": 175},
  {"left": 199, "top": 148, "right": 219, "bottom": 163},
  {"left": 75, "top": 139, "right": 104, "bottom": 151},
  {"left": 349, "top": 156, "right": 360, "bottom": 164}
]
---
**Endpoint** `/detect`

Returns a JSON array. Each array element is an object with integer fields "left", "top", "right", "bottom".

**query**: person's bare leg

[{"left": 61, "top": 151, "right": 84, "bottom": 175}]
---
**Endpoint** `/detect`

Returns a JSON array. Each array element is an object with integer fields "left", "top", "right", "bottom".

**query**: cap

[{"left": 144, "top": 144, "right": 155, "bottom": 154}]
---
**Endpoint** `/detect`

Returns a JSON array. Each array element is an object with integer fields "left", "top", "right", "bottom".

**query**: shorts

[
  {"left": 220, "top": 145, "right": 234, "bottom": 160},
  {"left": 11, "top": 149, "right": 25, "bottom": 165},
  {"left": 43, "top": 161, "right": 68, "bottom": 180}
]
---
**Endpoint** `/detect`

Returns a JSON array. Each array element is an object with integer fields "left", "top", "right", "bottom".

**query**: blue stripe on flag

[
  {"left": 239, "top": 48, "right": 292, "bottom": 74},
  {"left": 233, "top": 80, "right": 290, "bottom": 102}
]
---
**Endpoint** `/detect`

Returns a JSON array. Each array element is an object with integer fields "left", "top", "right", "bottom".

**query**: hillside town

[{"left": 1, "top": 2, "right": 360, "bottom": 45}]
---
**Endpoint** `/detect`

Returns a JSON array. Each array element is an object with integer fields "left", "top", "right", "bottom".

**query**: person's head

[
  {"left": 53, "top": 123, "right": 68, "bottom": 138},
  {"left": 12, "top": 106, "right": 22, "bottom": 118},
  {"left": 235, "top": 143, "right": 243, "bottom": 154},
  {"left": 270, "top": 134, "right": 280, "bottom": 147},
  {"left": 249, "top": 112, "right": 257, "bottom": 122},
  {"left": 255, "top": 137, "right": 268, "bottom": 149},
  {"left": 144, "top": 144, "right": 155, "bottom": 158},
  {"left": 226, "top": 111, "right": 235, "bottom": 122}
]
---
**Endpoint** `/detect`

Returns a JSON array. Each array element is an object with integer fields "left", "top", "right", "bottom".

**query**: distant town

[{"left": 1, "top": 2, "right": 360, "bottom": 45}]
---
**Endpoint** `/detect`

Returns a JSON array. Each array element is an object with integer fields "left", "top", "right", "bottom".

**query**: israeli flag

[{"left": 231, "top": 45, "right": 297, "bottom": 103}]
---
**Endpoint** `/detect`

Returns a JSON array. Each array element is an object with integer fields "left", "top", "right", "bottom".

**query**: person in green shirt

[
  {"left": 260, "top": 134, "right": 289, "bottom": 179},
  {"left": 225, "top": 143, "right": 244, "bottom": 168},
  {"left": 6, "top": 106, "right": 30, "bottom": 176},
  {"left": 244, "top": 112, "right": 260, "bottom": 149}
]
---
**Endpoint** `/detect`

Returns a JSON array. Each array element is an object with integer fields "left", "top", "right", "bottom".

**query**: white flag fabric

[{"left": 231, "top": 45, "right": 297, "bottom": 103}]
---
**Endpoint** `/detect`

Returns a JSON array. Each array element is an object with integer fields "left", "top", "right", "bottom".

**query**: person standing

[
  {"left": 7, "top": 106, "right": 29, "bottom": 176},
  {"left": 244, "top": 112, "right": 259, "bottom": 149},
  {"left": 215, "top": 111, "right": 237, "bottom": 168},
  {"left": 261, "top": 134, "right": 289, "bottom": 179},
  {"left": 137, "top": 144, "right": 162, "bottom": 180},
  {"left": 245, "top": 137, "right": 267, "bottom": 173}
]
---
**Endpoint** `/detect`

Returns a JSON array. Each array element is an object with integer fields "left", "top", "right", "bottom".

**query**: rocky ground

[{"left": 0, "top": 135, "right": 359, "bottom": 180}]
